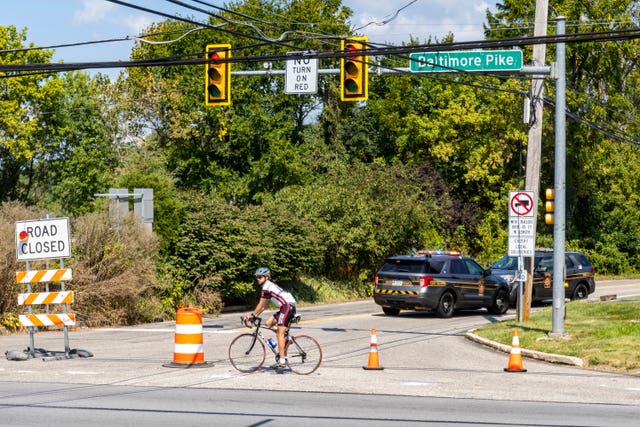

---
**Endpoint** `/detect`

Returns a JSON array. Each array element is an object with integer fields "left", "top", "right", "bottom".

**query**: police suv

[{"left": 373, "top": 250, "right": 511, "bottom": 318}]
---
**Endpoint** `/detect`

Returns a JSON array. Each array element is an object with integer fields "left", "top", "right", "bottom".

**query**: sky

[{"left": 0, "top": 0, "right": 499, "bottom": 78}]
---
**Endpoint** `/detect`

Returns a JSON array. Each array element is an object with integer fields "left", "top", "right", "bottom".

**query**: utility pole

[{"left": 522, "top": 0, "right": 549, "bottom": 321}]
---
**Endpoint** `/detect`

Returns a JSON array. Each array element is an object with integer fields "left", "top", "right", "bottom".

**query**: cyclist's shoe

[{"left": 270, "top": 358, "right": 288, "bottom": 369}]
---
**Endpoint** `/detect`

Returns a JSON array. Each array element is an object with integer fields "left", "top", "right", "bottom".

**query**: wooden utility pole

[{"left": 522, "top": 0, "right": 549, "bottom": 321}]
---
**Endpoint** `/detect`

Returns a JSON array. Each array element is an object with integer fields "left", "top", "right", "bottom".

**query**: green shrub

[
  {"left": 70, "top": 211, "right": 163, "bottom": 326},
  {"left": 583, "top": 242, "right": 630, "bottom": 276},
  {"left": 0, "top": 202, "right": 48, "bottom": 316},
  {"left": 164, "top": 192, "right": 322, "bottom": 306}
]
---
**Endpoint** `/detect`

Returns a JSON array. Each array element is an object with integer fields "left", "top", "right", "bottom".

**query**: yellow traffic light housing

[
  {"left": 340, "top": 37, "right": 368, "bottom": 101},
  {"left": 205, "top": 44, "right": 231, "bottom": 106},
  {"left": 545, "top": 188, "right": 554, "bottom": 225}
]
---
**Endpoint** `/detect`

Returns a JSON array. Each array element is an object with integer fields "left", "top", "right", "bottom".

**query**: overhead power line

[
  {"left": 2, "top": 27, "right": 640, "bottom": 75},
  {"left": 104, "top": 0, "right": 307, "bottom": 51}
]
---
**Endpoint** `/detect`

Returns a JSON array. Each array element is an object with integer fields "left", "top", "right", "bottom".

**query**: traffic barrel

[{"left": 163, "top": 307, "right": 213, "bottom": 368}]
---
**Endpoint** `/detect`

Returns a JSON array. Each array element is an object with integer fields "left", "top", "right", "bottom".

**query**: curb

[{"left": 465, "top": 331, "right": 584, "bottom": 367}]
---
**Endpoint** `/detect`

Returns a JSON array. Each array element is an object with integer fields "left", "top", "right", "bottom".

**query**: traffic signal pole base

[{"left": 547, "top": 331, "right": 569, "bottom": 339}]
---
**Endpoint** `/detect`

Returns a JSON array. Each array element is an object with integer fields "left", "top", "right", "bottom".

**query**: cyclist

[{"left": 246, "top": 267, "right": 296, "bottom": 369}]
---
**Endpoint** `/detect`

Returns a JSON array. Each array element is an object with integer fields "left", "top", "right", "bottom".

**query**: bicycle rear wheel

[
  {"left": 286, "top": 334, "right": 322, "bottom": 375},
  {"left": 229, "top": 333, "right": 266, "bottom": 372}
]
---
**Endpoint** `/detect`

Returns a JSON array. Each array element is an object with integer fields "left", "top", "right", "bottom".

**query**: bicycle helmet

[{"left": 254, "top": 267, "right": 271, "bottom": 277}]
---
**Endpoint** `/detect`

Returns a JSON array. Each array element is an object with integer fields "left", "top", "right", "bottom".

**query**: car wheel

[
  {"left": 488, "top": 288, "right": 510, "bottom": 315},
  {"left": 572, "top": 283, "right": 589, "bottom": 300},
  {"left": 436, "top": 292, "right": 455, "bottom": 318},
  {"left": 382, "top": 307, "right": 400, "bottom": 316}
]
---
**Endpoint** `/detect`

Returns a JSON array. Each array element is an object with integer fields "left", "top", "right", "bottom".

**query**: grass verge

[{"left": 473, "top": 299, "right": 640, "bottom": 375}]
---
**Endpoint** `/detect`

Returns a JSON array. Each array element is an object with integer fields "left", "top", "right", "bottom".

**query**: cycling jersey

[{"left": 260, "top": 280, "right": 296, "bottom": 307}]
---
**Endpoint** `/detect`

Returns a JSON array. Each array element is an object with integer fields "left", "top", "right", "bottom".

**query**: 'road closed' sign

[{"left": 16, "top": 218, "right": 71, "bottom": 261}]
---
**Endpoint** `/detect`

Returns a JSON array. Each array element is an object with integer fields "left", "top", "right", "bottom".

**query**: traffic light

[
  {"left": 205, "top": 44, "right": 230, "bottom": 106},
  {"left": 544, "top": 188, "right": 554, "bottom": 225},
  {"left": 340, "top": 37, "right": 368, "bottom": 101}
]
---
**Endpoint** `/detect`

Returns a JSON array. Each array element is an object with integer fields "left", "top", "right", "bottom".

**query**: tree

[
  {"left": 37, "top": 72, "right": 119, "bottom": 214},
  {"left": 272, "top": 162, "right": 453, "bottom": 279},
  {"left": 0, "top": 26, "right": 63, "bottom": 201},
  {"left": 486, "top": 0, "right": 640, "bottom": 270},
  {"left": 120, "top": 0, "right": 353, "bottom": 203}
]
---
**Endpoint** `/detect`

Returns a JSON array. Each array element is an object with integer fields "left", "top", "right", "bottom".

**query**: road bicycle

[{"left": 228, "top": 314, "right": 322, "bottom": 375}]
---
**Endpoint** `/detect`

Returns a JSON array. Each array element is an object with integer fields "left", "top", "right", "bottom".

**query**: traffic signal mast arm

[{"left": 203, "top": 40, "right": 549, "bottom": 106}]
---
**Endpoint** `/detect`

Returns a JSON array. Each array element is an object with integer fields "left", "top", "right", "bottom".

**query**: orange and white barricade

[{"left": 163, "top": 307, "right": 214, "bottom": 368}]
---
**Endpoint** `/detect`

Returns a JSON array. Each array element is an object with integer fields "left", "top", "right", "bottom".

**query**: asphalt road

[
  {"left": 1, "top": 280, "right": 639, "bottom": 425},
  {"left": 1, "top": 383, "right": 639, "bottom": 426}
]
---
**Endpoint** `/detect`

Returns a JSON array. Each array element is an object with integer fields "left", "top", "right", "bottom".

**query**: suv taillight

[
  {"left": 374, "top": 274, "right": 379, "bottom": 285},
  {"left": 420, "top": 276, "right": 433, "bottom": 287}
]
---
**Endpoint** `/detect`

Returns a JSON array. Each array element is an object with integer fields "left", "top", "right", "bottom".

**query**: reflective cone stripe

[
  {"left": 504, "top": 330, "right": 527, "bottom": 372},
  {"left": 19, "top": 313, "right": 76, "bottom": 327},
  {"left": 363, "top": 328, "right": 384, "bottom": 370},
  {"left": 18, "top": 291, "right": 74, "bottom": 305},
  {"left": 172, "top": 308, "right": 205, "bottom": 364},
  {"left": 16, "top": 269, "right": 72, "bottom": 284}
]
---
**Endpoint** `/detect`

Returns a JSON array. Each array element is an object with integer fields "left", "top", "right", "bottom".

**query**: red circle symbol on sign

[{"left": 510, "top": 192, "right": 534, "bottom": 216}]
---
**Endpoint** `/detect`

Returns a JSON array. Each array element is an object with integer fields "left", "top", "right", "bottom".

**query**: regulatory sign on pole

[
  {"left": 508, "top": 191, "right": 536, "bottom": 257},
  {"left": 285, "top": 52, "right": 318, "bottom": 94},
  {"left": 509, "top": 191, "right": 535, "bottom": 217},
  {"left": 16, "top": 218, "right": 71, "bottom": 261}
]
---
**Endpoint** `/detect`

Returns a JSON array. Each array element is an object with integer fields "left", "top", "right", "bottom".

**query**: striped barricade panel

[
  {"left": 18, "top": 291, "right": 74, "bottom": 306},
  {"left": 19, "top": 314, "right": 76, "bottom": 327},
  {"left": 16, "top": 269, "right": 72, "bottom": 284}
]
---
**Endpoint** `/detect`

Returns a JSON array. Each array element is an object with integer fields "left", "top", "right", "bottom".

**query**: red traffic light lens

[{"left": 345, "top": 43, "right": 358, "bottom": 58}]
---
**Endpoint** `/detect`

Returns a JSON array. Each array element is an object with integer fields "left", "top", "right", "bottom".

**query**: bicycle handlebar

[{"left": 241, "top": 316, "right": 262, "bottom": 328}]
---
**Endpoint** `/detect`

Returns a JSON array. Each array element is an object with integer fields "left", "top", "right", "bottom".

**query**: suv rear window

[
  {"left": 380, "top": 259, "right": 445, "bottom": 274},
  {"left": 569, "top": 253, "right": 591, "bottom": 267},
  {"left": 380, "top": 260, "right": 425, "bottom": 273}
]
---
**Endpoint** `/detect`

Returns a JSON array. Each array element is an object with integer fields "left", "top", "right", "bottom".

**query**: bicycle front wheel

[
  {"left": 286, "top": 334, "right": 322, "bottom": 375},
  {"left": 229, "top": 333, "right": 266, "bottom": 372}
]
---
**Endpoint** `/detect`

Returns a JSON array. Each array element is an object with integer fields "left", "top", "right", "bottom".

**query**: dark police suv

[
  {"left": 490, "top": 250, "right": 596, "bottom": 303},
  {"left": 373, "top": 250, "right": 511, "bottom": 318}
]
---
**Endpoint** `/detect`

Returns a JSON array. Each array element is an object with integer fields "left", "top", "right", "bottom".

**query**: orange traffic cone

[
  {"left": 504, "top": 330, "right": 527, "bottom": 372},
  {"left": 363, "top": 328, "right": 384, "bottom": 370}
]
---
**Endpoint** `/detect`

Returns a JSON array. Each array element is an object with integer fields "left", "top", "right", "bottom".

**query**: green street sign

[{"left": 410, "top": 50, "right": 523, "bottom": 73}]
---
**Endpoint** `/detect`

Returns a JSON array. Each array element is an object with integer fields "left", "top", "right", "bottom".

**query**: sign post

[{"left": 508, "top": 191, "right": 535, "bottom": 322}]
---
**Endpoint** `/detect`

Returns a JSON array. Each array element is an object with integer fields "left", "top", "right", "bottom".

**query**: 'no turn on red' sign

[{"left": 16, "top": 218, "right": 71, "bottom": 261}]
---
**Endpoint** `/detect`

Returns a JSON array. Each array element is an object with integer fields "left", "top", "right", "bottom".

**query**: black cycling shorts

[{"left": 274, "top": 304, "right": 296, "bottom": 326}]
